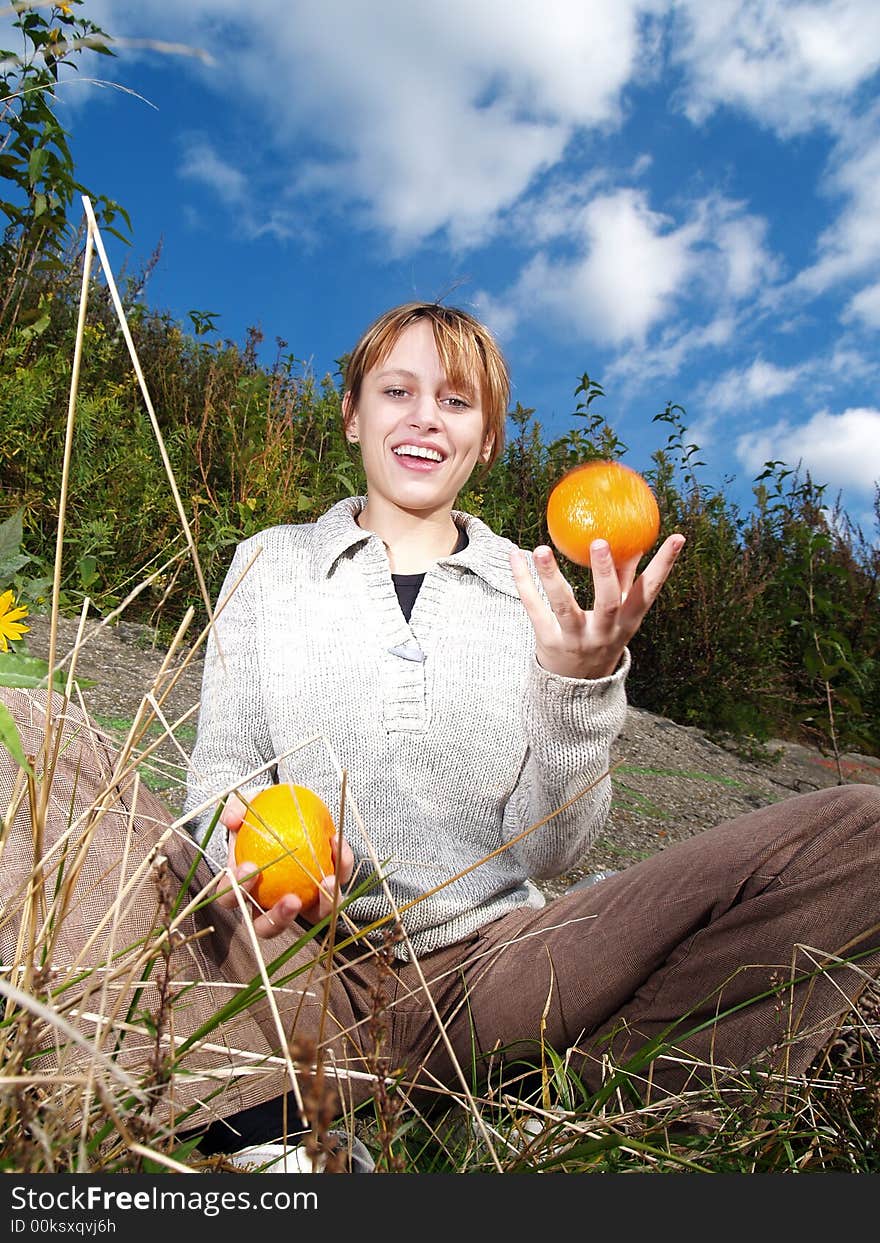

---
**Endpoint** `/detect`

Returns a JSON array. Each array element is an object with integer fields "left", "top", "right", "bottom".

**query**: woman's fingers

[
  {"left": 510, "top": 533, "right": 685, "bottom": 680},
  {"left": 220, "top": 791, "right": 247, "bottom": 831},
  {"left": 248, "top": 870, "right": 347, "bottom": 937},
  {"left": 215, "top": 862, "right": 305, "bottom": 937},
  {"left": 217, "top": 844, "right": 352, "bottom": 938},
  {"left": 583, "top": 540, "right": 623, "bottom": 619},
  {"left": 509, "top": 548, "right": 552, "bottom": 634},
  {"left": 302, "top": 873, "right": 346, "bottom": 924},
  {"left": 532, "top": 545, "right": 582, "bottom": 625},
  {"left": 613, "top": 550, "right": 643, "bottom": 600},
  {"left": 214, "top": 859, "right": 257, "bottom": 910},
  {"left": 620, "top": 535, "right": 685, "bottom": 623},
  {"left": 332, "top": 835, "right": 355, "bottom": 886},
  {"left": 250, "top": 892, "right": 304, "bottom": 940},
  {"left": 510, "top": 546, "right": 583, "bottom": 635},
  {"left": 219, "top": 793, "right": 249, "bottom": 907}
]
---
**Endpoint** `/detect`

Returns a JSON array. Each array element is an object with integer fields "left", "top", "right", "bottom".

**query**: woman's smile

[{"left": 391, "top": 441, "right": 447, "bottom": 470}]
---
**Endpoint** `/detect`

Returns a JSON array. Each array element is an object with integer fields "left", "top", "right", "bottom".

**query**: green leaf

[
  {"left": 833, "top": 689, "right": 863, "bottom": 713},
  {"left": 0, "top": 652, "right": 94, "bottom": 691},
  {"left": 0, "top": 701, "right": 33, "bottom": 775},
  {"left": 0, "top": 551, "right": 29, "bottom": 579},
  {"left": 27, "top": 145, "right": 48, "bottom": 186},
  {"left": 104, "top": 224, "right": 132, "bottom": 246},
  {"left": 0, "top": 510, "right": 24, "bottom": 563},
  {"left": 78, "top": 554, "right": 98, "bottom": 588},
  {"left": 0, "top": 511, "right": 28, "bottom": 579}
]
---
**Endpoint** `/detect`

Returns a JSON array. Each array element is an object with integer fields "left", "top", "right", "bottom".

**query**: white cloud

[
  {"left": 496, "top": 190, "right": 778, "bottom": 367},
  {"left": 177, "top": 136, "right": 308, "bottom": 243},
  {"left": 295, "top": 101, "right": 568, "bottom": 252},
  {"left": 735, "top": 406, "right": 880, "bottom": 493},
  {"left": 471, "top": 290, "right": 520, "bottom": 346},
  {"left": 664, "top": 4, "right": 880, "bottom": 345},
  {"left": 610, "top": 312, "right": 739, "bottom": 394},
  {"left": 668, "top": 14, "right": 880, "bottom": 309},
  {"left": 714, "top": 214, "right": 779, "bottom": 299},
  {"left": 505, "top": 188, "right": 702, "bottom": 345},
  {"left": 90, "top": 0, "right": 658, "bottom": 250},
  {"left": 53, "top": 0, "right": 880, "bottom": 263},
  {"left": 827, "top": 343, "right": 880, "bottom": 382},
  {"left": 687, "top": 342, "right": 880, "bottom": 463},
  {"left": 671, "top": 0, "right": 880, "bottom": 136},
  {"left": 66, "top": 0, "right": 880, "bottom": 418},
  {"left": 795, "top": 108, "right": 880, "bottom": 294},
  {"left": 705, "top": 359, "right": 807, "bottom": 413},
  {"left": 76, "top": 0, "right": 880, "bottom": 301},
  {"left": 843, "top": 282, "right": 880, "bottom": 327},
  {"left": 505, "top": 173, "right": 610, "bottom": 247},
  {"left": 247, "top": 0, "right": 654, "bottom": 250},
  {"left": 179, "top": 138, "right": 246, "bottom": 206}
]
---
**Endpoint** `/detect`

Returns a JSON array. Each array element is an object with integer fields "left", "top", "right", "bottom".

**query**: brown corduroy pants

[{"left": 2, "top": 687, "right": 878, "bottom": 1146}]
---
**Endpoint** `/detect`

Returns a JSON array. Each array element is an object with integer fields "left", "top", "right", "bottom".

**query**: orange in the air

[
  {"left": 234, "top": 783, "right": 335, "bottom": 909},
  {"left": 546, "top": 459, "right": 660, "bottom": 568}
]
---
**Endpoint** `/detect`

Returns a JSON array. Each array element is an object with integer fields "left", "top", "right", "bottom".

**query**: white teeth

[{"left": 393, "top": 445, "right": 443, "bottom": 462}]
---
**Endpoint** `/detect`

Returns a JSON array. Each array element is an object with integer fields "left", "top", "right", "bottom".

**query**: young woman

[
  {"left": 2, "top": 302, "right": 878, "bottom": 1172},
  {"left": 180, "top": 302, "right": 880, "bottom": 1158}
]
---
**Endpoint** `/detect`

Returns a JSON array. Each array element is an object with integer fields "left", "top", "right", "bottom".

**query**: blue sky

[{"left": 21, "top": 1, "right": 880, "bottom": 534}]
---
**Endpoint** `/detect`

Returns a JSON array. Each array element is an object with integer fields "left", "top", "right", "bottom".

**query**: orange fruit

[
  {"left": 234, "top": 783, "right": 335, "bottom": 909},
  {"left": 546, "top": 459, "right": 660, "bottom": 568}
]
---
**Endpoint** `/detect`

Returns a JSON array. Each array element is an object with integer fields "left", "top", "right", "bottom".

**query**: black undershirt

[{"left": 391, "top": 524, "right": 469, "bottom": 621}]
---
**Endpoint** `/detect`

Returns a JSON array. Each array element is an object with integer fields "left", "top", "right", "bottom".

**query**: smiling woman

[
  {"left": 2, "top": 300, "right": 879, "bottom": 1176},
  {"left": 173, "top": 300, "right": 880, "bottom": 1167}
]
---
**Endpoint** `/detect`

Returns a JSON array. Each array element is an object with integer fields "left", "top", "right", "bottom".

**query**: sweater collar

[{"left": 313, "top": 497, "right": 521, "bottom": 598}]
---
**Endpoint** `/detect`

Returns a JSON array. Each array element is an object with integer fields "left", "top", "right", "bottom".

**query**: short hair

[{"left": 342, "top": 302, "right": 509, "bottom": 469}]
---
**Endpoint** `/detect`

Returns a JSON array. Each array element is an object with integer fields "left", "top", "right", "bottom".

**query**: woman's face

[{"left": 344, "top": 319, "right": 491, "bottom": 519}]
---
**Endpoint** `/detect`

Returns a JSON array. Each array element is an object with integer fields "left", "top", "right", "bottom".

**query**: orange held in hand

[
  {"left": 546, "top": 459, "right": 660, "bottom": 568},
  {"left": 234, "top": 783, "right": 335, "bottom": 909}
]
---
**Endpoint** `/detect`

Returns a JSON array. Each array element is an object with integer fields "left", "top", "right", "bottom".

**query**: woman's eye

[
  {"left": 385, "top": 387, "right": 408, "bottom": 399},
  {"left": 444, "top": 396, "right": 470, "bottom": 409}
]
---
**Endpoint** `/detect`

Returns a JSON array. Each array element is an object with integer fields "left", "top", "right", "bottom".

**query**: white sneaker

[{"left": 229, "top": 1132, "right": 375, "bottom": 1174}]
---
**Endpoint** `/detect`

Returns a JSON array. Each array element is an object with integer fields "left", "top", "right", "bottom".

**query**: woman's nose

[{"left": 408, "top": 395, "right": 440, "bottom": 429}]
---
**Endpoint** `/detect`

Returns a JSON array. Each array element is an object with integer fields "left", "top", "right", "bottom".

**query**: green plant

[
  {"left": 749, "top": 461, "right": 878, "bottom": 757},
  {"left": 622, "top": 404, "right": 782, "bottom": 739},
  {"left": 0, "top": 1, "right": 130, "bottom": 339},
  {"left": 0, "top": 509, "right": 69, "bottom": 768}
]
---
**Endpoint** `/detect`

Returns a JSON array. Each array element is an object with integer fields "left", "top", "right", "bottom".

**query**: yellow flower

[
  {"left": 0, "top": 590, "right": 29, "bottom": 653},
  {"left": 59, "top": 3, "right": 74, "bottom": 15}
]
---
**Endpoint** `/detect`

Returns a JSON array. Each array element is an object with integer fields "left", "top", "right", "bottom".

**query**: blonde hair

[{"left": 342, "top": 302, "right": 509, "bottom": 468}]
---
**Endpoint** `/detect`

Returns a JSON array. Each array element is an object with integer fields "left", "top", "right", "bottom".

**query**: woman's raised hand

[
  {"left": 510, "top": 534, "right": 685, "bottom": 681},
  {"left": 215, "top": 792, "right": 355, "bottom": 940}
]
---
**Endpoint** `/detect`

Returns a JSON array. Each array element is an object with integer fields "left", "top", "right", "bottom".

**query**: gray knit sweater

[{"left": 182, "top": 497, "right": 629, "bottom": 959}]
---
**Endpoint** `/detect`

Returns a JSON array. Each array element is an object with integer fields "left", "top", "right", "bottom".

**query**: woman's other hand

[
  {"left": 214, "top": 792, "right": 355, "bottom": 939},
  {"left": 510, "top": 534, "right": 685, "bottom": 681}
]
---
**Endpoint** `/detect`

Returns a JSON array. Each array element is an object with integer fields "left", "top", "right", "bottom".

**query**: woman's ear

[
  {"left": 342, "top": 392, "right": 359, "bottom": 442},
  {"left": 479, "top": 432, "right": 494, "bottom": 463}
]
